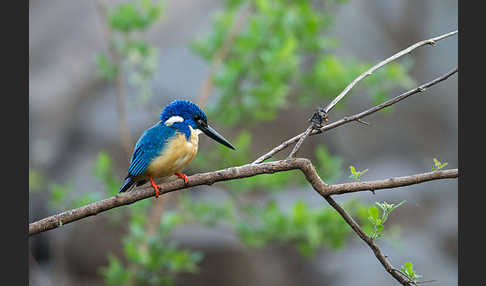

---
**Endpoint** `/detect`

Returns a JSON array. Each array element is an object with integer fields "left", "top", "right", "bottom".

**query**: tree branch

[
  {"left": 323, "top": 196, "right": 414, "bottom": 285},
  {"left": 29, "top": 157, "right": 457, "bottom": 236},
  {"left": 252, "top": 67, "right": 457, "bottom": 164},
  {"left": 323, "top": 30, "right": 457, "bottom": 113}
]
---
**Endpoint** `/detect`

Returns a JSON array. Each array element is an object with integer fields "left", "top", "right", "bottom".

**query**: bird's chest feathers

[{"left": 146, "top": 126, "right": 200, "bottom": 177}]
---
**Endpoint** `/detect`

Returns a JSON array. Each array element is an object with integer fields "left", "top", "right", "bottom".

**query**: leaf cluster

[
  {"left": 367, "top": 200, "right": 406, "bottom": 239},
  {"left": 401, "top": 262, "right": 422, "bottom": 283},
  {"left": 348, "top": 165, "right": 368, "bottom": 181},
  {"left": 431, "top": 157, "right": 448, "bottom": 171}
]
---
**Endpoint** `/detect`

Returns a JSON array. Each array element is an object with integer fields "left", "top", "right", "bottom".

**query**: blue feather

[{"left": 127, "top": 122, "right": 176, "bottom": 177}]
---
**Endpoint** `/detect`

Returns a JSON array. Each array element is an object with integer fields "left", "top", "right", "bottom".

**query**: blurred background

[{"left": 29, "top": 0, "right": 458, "bottom": 285}]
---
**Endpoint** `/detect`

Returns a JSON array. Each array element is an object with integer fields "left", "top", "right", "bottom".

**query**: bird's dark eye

[{"left": 194, "top": 115, "right": 206, "bottom": 127}]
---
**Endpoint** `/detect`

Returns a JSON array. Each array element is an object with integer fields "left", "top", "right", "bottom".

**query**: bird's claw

[
  {"left": 175, "top": 172, "right": 189, "bottom": 184},
  {"left": 149, "top": 177, "right": 160, "bottom": 198}
]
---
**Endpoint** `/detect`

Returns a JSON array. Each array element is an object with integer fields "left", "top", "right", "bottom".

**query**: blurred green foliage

[
  {"left": 191, "top": 0, "right": 414, "bottom": 125},
  {"left": 30, "top": 0, "right": 419, "bottom": 284},
  {"left": 236, "top": 200, "right": 354, "bottom": 257},
  {"left": 108, "top": 0, "right": 163, "bottom": 32},
  {"left": 95, "top": 0, "right": 163, "bottom": 102},
  {"left": 101, "top": 211, "right": 203, "bottom": 286}
]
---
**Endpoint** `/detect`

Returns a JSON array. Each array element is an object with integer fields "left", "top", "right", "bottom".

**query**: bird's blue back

[{"left": 127, "top": 122, "right": 176, "bottom": 177}]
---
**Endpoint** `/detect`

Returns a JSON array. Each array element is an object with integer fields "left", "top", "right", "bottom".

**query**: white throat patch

[{"left": 164, "top": 116, "right": 184, "bottom": 126}]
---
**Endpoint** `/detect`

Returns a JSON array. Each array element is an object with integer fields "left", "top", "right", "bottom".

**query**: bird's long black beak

[{"left": 199, "top": 123, "right": 235, "bottom": 150}]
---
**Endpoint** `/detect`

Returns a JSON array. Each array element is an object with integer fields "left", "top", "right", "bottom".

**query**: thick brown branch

[{"left": 29, "top": 157, "right": 457, "bottom": 236}]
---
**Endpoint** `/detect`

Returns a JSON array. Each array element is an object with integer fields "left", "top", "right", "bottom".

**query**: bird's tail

[{"left": 119, "top": 176, "right": 136, "bottom": 193}]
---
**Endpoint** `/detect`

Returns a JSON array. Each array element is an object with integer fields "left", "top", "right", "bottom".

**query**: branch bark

[{"left": 29, "top": 157, "right": 457, "bottom": 236}]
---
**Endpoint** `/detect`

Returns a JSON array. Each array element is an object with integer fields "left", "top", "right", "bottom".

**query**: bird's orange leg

[
  {"left": 174, "top": 172, "right": 189, "bottom": 184},
  {"left": 149, "top": 176, "right": 160, "bottom": 198}
]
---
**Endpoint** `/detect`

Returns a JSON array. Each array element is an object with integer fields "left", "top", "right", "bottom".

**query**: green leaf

[
  {"left": 368, "top": 206, "right": 379, "bottom": 221},
  {"left": 432, "top": 157, "right": 448, "bottom": 171}
]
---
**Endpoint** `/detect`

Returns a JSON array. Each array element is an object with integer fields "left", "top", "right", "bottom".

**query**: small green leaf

[
  {"left": 368, "top": 206, "right": 379, "bottom": 221},
  {"left": 349, "top": 166, "right": 368, "bottom": 181},
  {"left": 432, "top": 157, "right": 448, "bottom": 171}
]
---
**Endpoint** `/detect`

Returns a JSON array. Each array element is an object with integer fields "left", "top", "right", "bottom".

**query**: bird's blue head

[{"left": 160, "top": 100, "right": 235, "bottom": 150}]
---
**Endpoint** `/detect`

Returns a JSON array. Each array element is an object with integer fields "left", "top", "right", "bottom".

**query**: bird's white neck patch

[{"left": 164, "top": 116, "right": 184, "bottom": 126}]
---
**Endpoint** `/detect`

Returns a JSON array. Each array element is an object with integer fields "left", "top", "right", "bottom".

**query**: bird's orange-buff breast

[{"left": 144, "top": 126, "right": 200, "bottom": 179}]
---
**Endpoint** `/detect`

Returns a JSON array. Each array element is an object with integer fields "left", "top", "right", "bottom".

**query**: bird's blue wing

[{"left": 127, "top": 123, "right": 176, "bottom": 177}]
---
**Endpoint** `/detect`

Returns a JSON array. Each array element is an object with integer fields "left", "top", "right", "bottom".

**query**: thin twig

[
  {"left": 287, "top": 125, "right": 313, "bottom": 158},
  {"left": 323, "top": 196, "right": 413, "bottom": 285},
  {"left": 252, "top": 67, "right": 457, "bottom": 164},
  {"left": 276, "top": 31, "right": 457, "bottom": 163},
  {"left": 323, "top": 30, "right": 457, "bottom": 113}
]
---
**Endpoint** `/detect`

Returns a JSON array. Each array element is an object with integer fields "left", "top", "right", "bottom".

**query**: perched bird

[{"left": 119, "top": 100, "right": 235, "bottom": 197}]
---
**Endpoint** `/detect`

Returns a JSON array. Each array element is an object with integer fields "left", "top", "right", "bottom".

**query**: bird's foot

[
  {"left": 175, "top": 172, "right": 189, "bottom": 184},
  {"left": 149, "top": 177, "right": 160, "bottom": 198}
]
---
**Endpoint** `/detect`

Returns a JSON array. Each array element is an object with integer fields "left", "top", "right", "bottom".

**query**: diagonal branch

[
  {"left": 252, "top": 67, "right": 457, "bottom": 164},
  {"left": 323, "top": 196, "right": 414, "bottom": 285},
  {"left": 276, "top": 31, "right": 457, "bottom": 160},
  {"left": 323, "top": 30, "right": 457, "bottom": 113},
  {"left": 28, "top": 157, "right": 457, "bottom": 236}
]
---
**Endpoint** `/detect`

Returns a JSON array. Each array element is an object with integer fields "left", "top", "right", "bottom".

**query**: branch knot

[{"left": 309, "top": 107, "right": 328, "bottom": 129}]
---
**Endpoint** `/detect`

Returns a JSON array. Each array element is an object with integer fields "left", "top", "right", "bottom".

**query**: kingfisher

[{"left": 119, "top": 100, "right": 235, "bottom": 197}]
